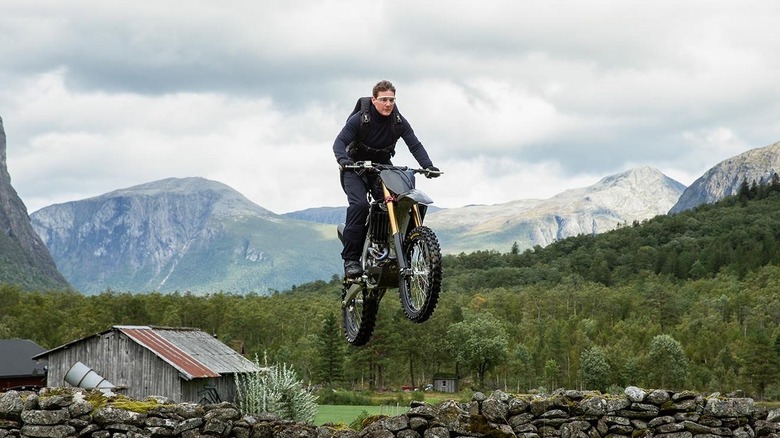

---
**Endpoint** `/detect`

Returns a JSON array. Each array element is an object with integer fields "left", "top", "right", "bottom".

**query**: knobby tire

[
  {"left": 399, "top": 226, "right": 442, "bottom": 323},
  {"left": 342, "top": 284, "right": 379, "bottom": 346}
]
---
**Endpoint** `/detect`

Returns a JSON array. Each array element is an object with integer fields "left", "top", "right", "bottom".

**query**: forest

[{"left": 3, "top": 178, "right": 780, "bottom": 399}]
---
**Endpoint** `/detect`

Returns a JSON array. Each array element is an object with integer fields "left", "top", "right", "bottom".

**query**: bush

[
  {"left": 235, "top": 354, "right": 318, "bottom": 423},
  {"left": 315, "top": 389, "right": 374, "bottom": 406}
]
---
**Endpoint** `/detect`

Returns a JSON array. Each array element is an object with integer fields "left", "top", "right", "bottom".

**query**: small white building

[{"left": 432, "top": 373, "right": 458, "bottom": 393}]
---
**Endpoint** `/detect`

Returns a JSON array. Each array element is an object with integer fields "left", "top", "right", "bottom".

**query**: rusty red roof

[
  {"left": 116, "top": 326, "right": 219, "bottom": 379},
  {"left": 32, "top": 325, "right": 259, "bottom": 381}
]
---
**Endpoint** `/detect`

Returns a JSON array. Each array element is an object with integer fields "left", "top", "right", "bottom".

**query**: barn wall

[
  {"left": 181, "top": 375, "right": 240, "bottom": 404},
  {"left": 45, "top": 331, "right": 183, "bottom": 401}
]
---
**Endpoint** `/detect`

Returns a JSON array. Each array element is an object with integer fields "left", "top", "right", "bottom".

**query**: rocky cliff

[
  {"left": 31, "top": 177, "right": 341, "bottom": 294},
  {"left": 0, "top": 116, "right": 70, "bottom": 290},
  {"left": 670, "top": 140, "right": 780, "bottom": 213}
]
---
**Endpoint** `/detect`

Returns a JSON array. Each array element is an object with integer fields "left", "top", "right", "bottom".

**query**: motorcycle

[{"left": 337, "top": 161, "right": 443, "bottom": 346}]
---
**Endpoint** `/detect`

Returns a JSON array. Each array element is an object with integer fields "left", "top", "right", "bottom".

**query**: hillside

[{"left": 443, "top": 181, "right": 780, "bottom": 289}]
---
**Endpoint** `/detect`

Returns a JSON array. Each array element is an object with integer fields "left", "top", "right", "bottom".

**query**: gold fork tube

[
  {"left": 383, "top": 184, "right": 400, "bottom": 235},
  {"left": 383, "top": 183, "right": 408, "bottom": 269},
  {"left": 411, "top": 204, "right": 423, "bottom": 227}
]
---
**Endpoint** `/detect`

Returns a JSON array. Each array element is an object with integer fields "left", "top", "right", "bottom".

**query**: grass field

[{"left": 314, "top": 404, "right": 410, "bottom": 426}]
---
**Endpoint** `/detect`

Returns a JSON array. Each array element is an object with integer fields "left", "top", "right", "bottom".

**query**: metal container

[{"left": 64, "top": 361, "right": 115, "bottom": 394}]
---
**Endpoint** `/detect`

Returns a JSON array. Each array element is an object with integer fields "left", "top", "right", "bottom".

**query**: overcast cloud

[{"left": 2, "top": 0, "right": 779, "bottom": 214}]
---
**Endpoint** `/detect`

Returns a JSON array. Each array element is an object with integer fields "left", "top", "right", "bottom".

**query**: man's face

[{"left": 371, "top": 90, "right": 396, "bottom": 116}]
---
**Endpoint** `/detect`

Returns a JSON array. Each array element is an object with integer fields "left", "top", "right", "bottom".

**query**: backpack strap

[
  {"left": 356, "top": 97, "right": 372, "bottom": 144},
  {"left": 391, "top": 111, "right": 402, "bottom": 137}
]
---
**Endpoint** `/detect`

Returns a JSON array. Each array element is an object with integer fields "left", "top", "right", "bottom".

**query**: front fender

[{"left": 399, "top": 188, "right": 433, "bottom": 205}]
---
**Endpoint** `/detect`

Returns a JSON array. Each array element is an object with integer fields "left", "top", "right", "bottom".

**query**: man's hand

[
  {"left": 425, "top": 166, "right": 441, "bottom": 178},
  {"left": 339, "top": 159, "right": 355, "bottom": 170}
]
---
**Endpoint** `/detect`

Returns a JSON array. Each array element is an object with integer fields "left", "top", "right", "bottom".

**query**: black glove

[
  {"left": 425, "top": 166, "right": 441, "bottom": 178},
  {"left": 339, "top": 159, "right": 355, "bottom": 170}
]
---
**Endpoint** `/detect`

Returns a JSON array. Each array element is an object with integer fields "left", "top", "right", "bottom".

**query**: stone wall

[{"left": 2, "top": 386, "right": 780, "bottom": 438}]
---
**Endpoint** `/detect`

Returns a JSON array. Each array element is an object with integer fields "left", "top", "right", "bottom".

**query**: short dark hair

[{"left": 373, "top": 80, "right": 396, "bottom": 97}]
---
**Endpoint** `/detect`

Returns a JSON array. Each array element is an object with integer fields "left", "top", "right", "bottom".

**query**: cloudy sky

[{"left": 2, "top": 1, "right": 779, "bottom": 214}]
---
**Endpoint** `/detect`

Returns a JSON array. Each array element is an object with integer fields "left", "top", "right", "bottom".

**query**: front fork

[
  {"left": 382, "top": 185, "right": 423, "bottom": 271},
  {"left": 342, "top": 185, "right": 422, "bottom": 309}
]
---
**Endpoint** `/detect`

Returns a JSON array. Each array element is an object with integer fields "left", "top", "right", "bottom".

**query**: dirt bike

[{"left": 337, "top": 161, "right": 444, "bottom": 346}]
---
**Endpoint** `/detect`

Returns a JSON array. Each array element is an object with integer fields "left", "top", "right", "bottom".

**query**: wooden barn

[{"left": 32, "top": 325, "right": 260, "bottom": 403}]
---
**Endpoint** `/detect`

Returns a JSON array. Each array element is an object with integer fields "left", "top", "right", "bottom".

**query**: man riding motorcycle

[{"left": 333, "top": 80, "right": 440, "bottom": 278}]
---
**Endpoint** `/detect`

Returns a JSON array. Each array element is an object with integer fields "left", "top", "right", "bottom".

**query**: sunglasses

[{"left": 375, "top": 96, "right": 396, "bottom": 104}]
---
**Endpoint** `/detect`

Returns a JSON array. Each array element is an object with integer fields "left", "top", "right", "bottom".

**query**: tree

[
  {"left": 513, "top": 344, "right": 536, "bottom": 392},
  {"left": 580, "top": 346, "right": 611, "bottom": 391},
  {"left": 446, "top": 311, "right": 508, "bottom": 388},
  {"left": 543, "top": 359, "right": 561, "bottom": 390},
  {"left": 740, "top": 330, "right": 780, "bottom": 398},
  {"left": 314, "top": 312, "right": 344, "bottom": 386},
  {"left": 646, "top": 334, "right": 688, "bottom": 389}
]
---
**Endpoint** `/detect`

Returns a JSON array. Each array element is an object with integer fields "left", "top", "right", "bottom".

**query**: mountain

[
  {"left": 284, "top": 206, "right": 346, "bottom": 224},
  {"left": 0, "top": 116, "right": 70, "bottom": 290},
  {"left": 286, "top": 167, "right": 686, "bottom": 255},
  {"left": 425, "top": 166, "right": 686, "bottom": 254},
  {"left": 669, "top": 140, "right": 780, "bottom": 213},
  {"left": 29, "top": 167, "right": 684, "bottom": 294},
  {"left": 30, "top": 177, "right": 342, "bottom": 295},
  {"left": 283, "top": 205, "right": 441, "bottom": 224}
]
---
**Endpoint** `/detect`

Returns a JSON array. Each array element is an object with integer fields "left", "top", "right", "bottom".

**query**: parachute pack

[{"left": 345, "top": 97, "right": 403, "bottom": 161}]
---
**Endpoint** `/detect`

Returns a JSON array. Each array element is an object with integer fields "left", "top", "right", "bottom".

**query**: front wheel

[
  {"left": 399, "top": 226, "right": 442, "bottom": 323},
  {"left": 342, "top": 283, "right": 379, "bottom": 346}
]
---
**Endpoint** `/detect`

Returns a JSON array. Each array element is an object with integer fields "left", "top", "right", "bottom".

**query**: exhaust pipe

[{"left": 64, "top": 362, "right": 115, "bottom": 395}]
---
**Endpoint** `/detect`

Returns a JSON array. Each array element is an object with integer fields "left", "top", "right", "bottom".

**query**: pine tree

[{"left": 315, "top": 312, "right": 344, "bottom": 386}]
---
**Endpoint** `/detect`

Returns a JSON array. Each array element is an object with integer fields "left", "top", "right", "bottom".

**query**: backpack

[{"left": 345, "top": 97, "right": 403, "bottom": 161}]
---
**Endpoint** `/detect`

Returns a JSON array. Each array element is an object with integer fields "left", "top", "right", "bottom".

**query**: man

[{"left": 333, "top": 80, "right": 439, "bottom": 278}]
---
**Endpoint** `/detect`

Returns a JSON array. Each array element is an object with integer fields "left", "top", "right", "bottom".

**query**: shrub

[
  {"left": 234, "top": 354, "right": 318, "bottom": 423},
  {"left": 315, "top": 389, "right": 373, "bottom": 406}
]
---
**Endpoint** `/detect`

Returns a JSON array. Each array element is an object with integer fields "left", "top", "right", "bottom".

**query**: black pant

[{"left": 339, "top": 170, "right": 380, "bottom": 261}]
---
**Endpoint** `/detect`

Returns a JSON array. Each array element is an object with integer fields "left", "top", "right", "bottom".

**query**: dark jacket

[{"left": 333, "top": 104, "right": 433, "bottom": 168}]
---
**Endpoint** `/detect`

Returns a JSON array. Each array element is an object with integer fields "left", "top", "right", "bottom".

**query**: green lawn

[{"left": 315, "top": 404, "right": 410, "bottom": 426}]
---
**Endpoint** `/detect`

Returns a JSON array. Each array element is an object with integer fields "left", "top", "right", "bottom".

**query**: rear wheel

[
  {"left": 399, "top": 226, "right": 442, "bottom": 323},
  {"left": 342, "top": 283, "right": 379, "bottom": 346}
]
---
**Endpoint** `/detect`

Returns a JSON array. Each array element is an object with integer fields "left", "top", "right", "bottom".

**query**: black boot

[{"left": 344, "top": 260, "right": 363, "bottom": 278}]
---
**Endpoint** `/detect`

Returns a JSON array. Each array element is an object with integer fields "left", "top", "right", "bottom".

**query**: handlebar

[{"left": 341, "top": 161, "right": 443, "bottom": 177}]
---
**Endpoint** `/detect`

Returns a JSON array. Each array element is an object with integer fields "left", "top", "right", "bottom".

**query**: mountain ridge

[
  {"left": 403, "top": 166, "right": 685, "bottom": 253},
  {"left": 31, "top": 177, "right": 341, "bottom": 294}
]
